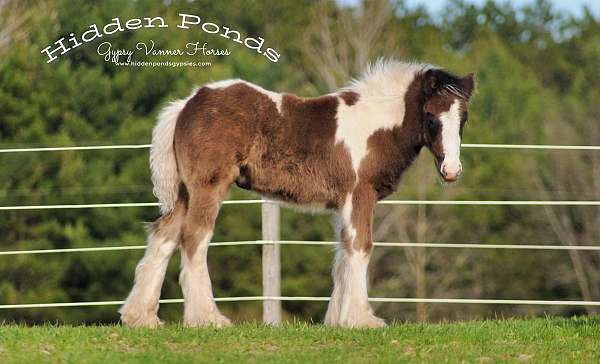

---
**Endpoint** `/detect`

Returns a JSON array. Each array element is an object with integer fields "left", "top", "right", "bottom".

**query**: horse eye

[{"left": 427, "top": 117, "right": 440, "bottom": 136}]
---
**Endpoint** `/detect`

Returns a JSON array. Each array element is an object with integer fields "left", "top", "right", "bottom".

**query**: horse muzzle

[{"left": 439, "top": 160, "right": 462, "bottom": 182}]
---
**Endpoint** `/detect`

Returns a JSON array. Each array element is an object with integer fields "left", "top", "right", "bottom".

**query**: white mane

[{"left": 344, "top": 59, "right": 435, "bottom": 98}]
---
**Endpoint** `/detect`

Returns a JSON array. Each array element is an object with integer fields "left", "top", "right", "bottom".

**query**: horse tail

[{"left": 150, "top": 97, "right": 188, "bottom": 214}]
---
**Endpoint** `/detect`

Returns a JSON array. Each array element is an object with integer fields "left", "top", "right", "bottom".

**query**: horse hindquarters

[{"left": 121, "top": 85, "right": 243, "bottom": 327}]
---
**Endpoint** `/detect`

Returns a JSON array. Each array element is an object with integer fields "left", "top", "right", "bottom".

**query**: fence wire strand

[
  {"left": 1, "top": 143, "right": 600, "bottom": 153},
  {"left": 2, "top": 240, "right": 600, "bottom": 256},
  {"left": 1, "top": 142, "right": 600, "bottom": 311},
  {"left": 1, "top": 200, "right": 600, "bottom": 211},
  {"left": 3, "top": 296, "right": 600, "bottom": 309}
]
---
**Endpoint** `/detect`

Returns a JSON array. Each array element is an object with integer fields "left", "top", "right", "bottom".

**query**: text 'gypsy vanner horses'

[{"left": 120, "top": 59, "right": 475, "bottom": 328}]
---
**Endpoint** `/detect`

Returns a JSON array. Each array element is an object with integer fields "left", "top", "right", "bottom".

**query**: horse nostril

[
  {"left": 441, "top": 165, "right": 460, "bottom": 182},
  {"left": 444, "top": 172, "right": 458, "bottom": 182}
]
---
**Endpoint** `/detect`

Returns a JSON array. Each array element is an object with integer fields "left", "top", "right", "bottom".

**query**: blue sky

[
  {"left": 340, "top": 0, "right": 599, "bottom": 18},
  {"left": 406, "top": 0, "right": 599, "bottom": 17}
]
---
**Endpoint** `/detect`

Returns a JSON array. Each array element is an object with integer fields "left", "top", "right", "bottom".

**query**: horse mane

[
  {"left": 343, "top": 58, "right": 471, "bottom": 101},
  {"left": 343, "top": 58, "right": 435, "bottom": 98}
]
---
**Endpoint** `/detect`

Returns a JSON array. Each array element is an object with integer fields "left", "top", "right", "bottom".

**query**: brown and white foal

[{"left": 120, "top": 60, "right": 475, "bottom": 328}]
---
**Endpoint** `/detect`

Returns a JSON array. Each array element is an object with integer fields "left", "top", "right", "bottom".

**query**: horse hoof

[
  {"left": 121, "top": 313, "right": 163, "bottom": 328},
  {"left": 365, "top": 315, "right": 387, "bottom": 328},
  {"left": 184, "top": 313, "right": 232, "bottom": 328},
  {"left": 327, "top": 312, "right": 387, "bottom": 328}
]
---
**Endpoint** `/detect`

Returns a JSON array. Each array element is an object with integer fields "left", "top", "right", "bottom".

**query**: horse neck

[{"left": 393, "top": 86, "right": 427, "bottom": 159}]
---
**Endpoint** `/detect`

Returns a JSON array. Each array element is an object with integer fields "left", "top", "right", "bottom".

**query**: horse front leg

[{"left": 324, "top": 186, "right": 385, "bottom": 328}]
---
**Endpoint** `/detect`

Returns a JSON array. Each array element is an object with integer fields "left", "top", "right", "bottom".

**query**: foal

[{"left": 120, "top": 60, "right": 475, "bottom": 328}]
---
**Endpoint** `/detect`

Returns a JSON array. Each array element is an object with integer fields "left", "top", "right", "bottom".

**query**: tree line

[{"left": 0, "top": 0, "right": 599, "bottom": 323}]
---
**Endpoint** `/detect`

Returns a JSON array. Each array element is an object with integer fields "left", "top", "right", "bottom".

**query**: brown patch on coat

[
  {"left": 349, "top": 186, "right": 377, "bottom": 253},
  {"left": 174, "top": 83, "right": 356, "bottom": 214},
  {"left": 339, "top": 91, "right": 359, "bottom": 106},
  {"left": 239, "top": 93, "right": 356, "bottom": 208},
  {"left": 423, "top": 94, "right": 454, "bottom": 115}
]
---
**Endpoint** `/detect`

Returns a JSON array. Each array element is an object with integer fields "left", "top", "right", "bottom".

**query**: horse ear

[
  {"left": 461, "top": 73, "right": 476, "bottom": 99},
  {"left": 423, "top": 69, "right": 440, "bottom": 96}
]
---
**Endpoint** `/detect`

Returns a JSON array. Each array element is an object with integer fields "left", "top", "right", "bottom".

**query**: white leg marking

[
  {"left": 324, "top": 247, "right": 345, "bottom": 324},
  {"left": 119, "top": 234, "right": 177, "bottom": 327},
  {"left": 340, "top": 193, "right": 356, "bottom": 242},
  {"left": 325, "top": 248, "right": 385, "bottom": 328},
  {"left": 180, "top": 232, "right": 231, "bottom": 327}
]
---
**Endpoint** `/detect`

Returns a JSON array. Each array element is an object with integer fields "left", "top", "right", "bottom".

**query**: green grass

[{"left": 1, "top": 317, "right": 599, "bottom": 363}]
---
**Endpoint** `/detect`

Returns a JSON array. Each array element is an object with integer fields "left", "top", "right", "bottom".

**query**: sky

[
  {"left": 405, "top": 0, "right": 599, "bottom": 17},
  {"left": 339, "top": 0, "right": 600, "bottom": 18}
]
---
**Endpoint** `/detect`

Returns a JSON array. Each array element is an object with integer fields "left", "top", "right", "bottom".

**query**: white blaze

[{"left": 439, "top": 99, "right": 462, "bottom": 175}]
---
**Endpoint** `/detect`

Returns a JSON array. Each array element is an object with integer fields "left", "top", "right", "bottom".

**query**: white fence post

[{"left": 262, "top": 201, "right": 281, "bottom": 324}]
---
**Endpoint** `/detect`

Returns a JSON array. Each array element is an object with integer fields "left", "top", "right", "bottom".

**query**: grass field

[{"left": 1, "top": 316, "right": 599, "bottom": 363}]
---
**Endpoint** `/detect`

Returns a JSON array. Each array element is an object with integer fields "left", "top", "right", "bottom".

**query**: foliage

[{"left": 0, "top": 0, "right": 599, "bottom": 324}]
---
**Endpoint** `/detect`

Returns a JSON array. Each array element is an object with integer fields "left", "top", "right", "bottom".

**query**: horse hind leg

[
  {"left": 179, "top": 171, "right": 236, "bottom": 327},
  {"left": 119, "top": 199, "right": 186, "bottom": 327}
]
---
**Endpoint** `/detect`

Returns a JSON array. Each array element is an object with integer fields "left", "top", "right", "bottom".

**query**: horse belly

[{"left": 237, "top": 161, "right": 337, "bottom": 208}]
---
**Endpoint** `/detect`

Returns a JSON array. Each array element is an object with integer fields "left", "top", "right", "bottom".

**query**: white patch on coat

[
  {"left": 335, "top": 60, "right": 435, "bottom": 173},
  {"left": 340, "top": 193, "right": 356, "bottom": 242},
  {"left": 205, "top": 79, "right": 243, "bottom": 89},
  {"left": 439, "top": 99, "right": 462, "bottom": 175},
  {"left": 206, "top": 78, "right": 282, "bottom": 113}
]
